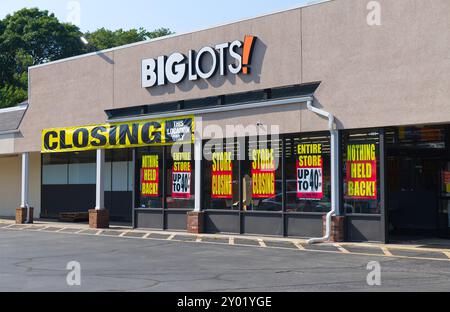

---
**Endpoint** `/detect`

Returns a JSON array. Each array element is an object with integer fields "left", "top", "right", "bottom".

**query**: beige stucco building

[{"left": 1, "top": 0, "right": 449, "bottom": 242}]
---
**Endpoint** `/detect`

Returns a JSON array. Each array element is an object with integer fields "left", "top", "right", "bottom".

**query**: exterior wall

[
  {"left": 17, "top": 52, "right": 115, "bottom": 152},
  {"left": 21, "top": 0, "right": 450, "bottom": 154},
  {"left": 302, "top": 0, "right": 450, "bottom": 131},
  {"left": 0, "top": 152, "right": 40, "bottom": 217},
  {"left": 0, "top": 133, "right": 15, "bottom": 154},
  {"left": 112, "top": 8, "right": 302, "bottom": 107},
  {"left": 0, "top": 155, "right": 20, "bottom": 217}
]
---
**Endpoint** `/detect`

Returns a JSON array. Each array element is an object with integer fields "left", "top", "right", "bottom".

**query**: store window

[
  {"left": 285, "top": 134, "right": 331, "bottom": 213},
  {"left": 42, "top": 151, "right": 96, "bottom": 185},
  {"left": 166, "top": 144, "right": 195, "bottom": 209},
  {"left": 342, "top": 130, "right": 381, "bottom": 214},
  {"left": 135, "top": 146, "right": 163, "bottom": 208},
  {"left": 203, "top": 139, "right": 240, "bottom": 210},
  {"left": 42, "top": 153, "right": 70, "bottom": 185},
  {"left": 242, "top": 137, "right": 282, "bottom": 211},
  {"left": 105, "top": 149, "right": 133, "bottom": 192},
  {"left": 68, "top": 151, "right": 96, "bottom": 184}
]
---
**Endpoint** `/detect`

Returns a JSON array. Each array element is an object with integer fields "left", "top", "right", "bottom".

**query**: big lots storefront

[{"left": 1, "top": 0, "right": 450, "bottom": 242}]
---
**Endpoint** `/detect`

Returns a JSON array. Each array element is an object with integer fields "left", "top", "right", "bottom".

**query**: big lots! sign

[{"left": 142, "top": 35, "right": 257, "bottom": 88}]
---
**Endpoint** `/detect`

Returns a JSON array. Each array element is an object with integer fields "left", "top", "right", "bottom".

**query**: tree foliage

[
  {"left": 84, "top": 27, "right": 173, "bottom": 51},
  {"left": 0, "top": 8, "right": 172, "bottom": 109}
]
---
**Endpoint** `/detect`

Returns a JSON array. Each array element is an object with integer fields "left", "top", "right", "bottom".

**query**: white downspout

[{"left": 306, "top": 99, "right": 339, "bottom": 244}]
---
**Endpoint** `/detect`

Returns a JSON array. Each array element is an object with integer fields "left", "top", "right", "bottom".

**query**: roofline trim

[
  {"left": 0, "top": 129, "right": 19, "bottom": 136},
  {"left": 107, "top": 95, "right": 314, "bottom": 123},
  {"left": 0, "top": 103, "right": 28, "bottom": 114},
  {"left": 29, "top": 0, "right": 332, "bottom": 70}
]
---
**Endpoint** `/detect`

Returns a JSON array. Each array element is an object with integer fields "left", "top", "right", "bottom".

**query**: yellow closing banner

[{"left": 41, "top": 116, "right": 194, "bottom": 153}]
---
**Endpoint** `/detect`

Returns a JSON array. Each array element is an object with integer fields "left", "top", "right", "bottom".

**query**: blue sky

[{"left": 0, "top": 0, "right": 317, "bottom": 33}]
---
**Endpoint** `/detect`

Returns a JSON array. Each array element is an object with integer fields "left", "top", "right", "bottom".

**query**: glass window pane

[
  {"left": 203, "top": 138, "right": 240, "bottom": 210},
  {"left": 68, "top": 151, "right": 96, "bottom": 185},
  {"left": 112, "top": 161, "right": 129, "bottom": 191},
  {"left": 166, "top": 144, "right": 195, "bottom": 209},
  {"left": 135, "top": 146, "right": 163, "bottom": 208},
  {"left": 342, "top": 130, "right": 380, "bottom": 214},
  {"left": 104, "top": 161, "right": 112, "bottom": 191},
  {"left": 242, "top": 136, "right": 282, "bottom": 211},
  {"left": 68, "top": 163, "right": 96, "bottom": 184},
  {"left": 42, "top": 164, "right": 68, "bottom": 185},
  {"left": 285, "top": 134, "right": 331, "bottom": 213}
]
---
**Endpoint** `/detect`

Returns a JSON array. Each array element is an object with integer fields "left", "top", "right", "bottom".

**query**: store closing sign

[
  {"left": 142, "top": 35, "right": 257, "bottom": 88},
  {"left": 252, "top": 149, "right": 276, "bottom": 198},
  {"left": 41, "top": 116, "right": 194, "bottom": 153},
  {"left": 172, "top": 152, "right": 192, "bottom": 198},
  {"left": 141, "top": 155, "right": 159, "bottom": 197},
  {"left": 345, "top": 143, "right": 377, "bottom": 200},
  {"left": 211, "top": 152, "right": 233, "bottom": 199},
  {"left": 296, "top": 144, "right": 323, "bottom": 200}
]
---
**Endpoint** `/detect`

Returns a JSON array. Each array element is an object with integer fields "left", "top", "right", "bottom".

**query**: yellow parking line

[
  {"left": 381, "top": 247, "right": 393, "bottom": 256},
  {"left": 443, "top": 252, "right": 450, "bottom": 259},
  {"left": 119, "top": 231, "right": 129, "bottom": 237},
  {"left": 334, "top": 244, "right": 350, "bottom": 254},
  {"left": 294, "top": 242, "right": 305, "bottom": 250},
  {"left": 142, "top": 233, "right": 151, "bottom": 239},
  {"left": 167, "top": 234, "right": 176, "bottom": 240}
]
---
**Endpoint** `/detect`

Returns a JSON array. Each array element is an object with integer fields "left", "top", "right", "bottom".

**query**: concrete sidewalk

[{"left": 1, "top": 218, "right": 450, "bottom": 261}]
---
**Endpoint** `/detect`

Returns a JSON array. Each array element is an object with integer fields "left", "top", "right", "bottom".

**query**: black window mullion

[
  {"left": 162, "top": 146, "right": 167, "bottom": 230},
  {"left": 281, "top": 136, "right": 287, "bottom": 237},
  {"left": 239, "top": 137, "right": 244, "bottom": 234}
]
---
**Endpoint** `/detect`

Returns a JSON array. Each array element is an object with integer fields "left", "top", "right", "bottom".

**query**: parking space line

[
  {"left": 3, "top": 225, "right": 450, "bottom": 262},
  {"left": 294, "top": 242, "right": 305, "bottom": 250},
  {"left": 334, "top": 244, "right": 350, "bottom": 254},
  {"left": 119, "top": 231, "right": 129, "bottom": 237},
  {"left": 381, "top": 247, "right": 393, "bottom": 256}
]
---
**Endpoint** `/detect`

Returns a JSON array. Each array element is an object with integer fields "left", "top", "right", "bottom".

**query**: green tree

[
  {"left": 0, "top": 8, "right": 85, "bottom": 108},
  {"left": 0, "top": 8, "right": 173, "bottom": 109},
  {"left": 83, "top": 27, "right": 173, "bottom": 51}
]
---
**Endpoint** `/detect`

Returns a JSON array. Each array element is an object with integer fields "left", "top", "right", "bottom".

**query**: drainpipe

[{"left": 306, "top": 99, "right": 339, "bottom": 244}]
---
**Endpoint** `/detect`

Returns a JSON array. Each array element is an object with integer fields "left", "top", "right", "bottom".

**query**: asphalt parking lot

[{"left": 1, "top": 224, "right": 450, "bottom": 292}]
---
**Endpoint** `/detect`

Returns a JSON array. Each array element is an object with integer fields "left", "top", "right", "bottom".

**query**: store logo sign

[{"left": 142, "top": 35, "right": 257, "bottom": 88}]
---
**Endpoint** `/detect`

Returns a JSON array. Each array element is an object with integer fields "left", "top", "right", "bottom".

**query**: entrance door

[
  {"left": 386, "top": 125, "right": 450, "bottom": 240},
  {"left": 387, "top": 156, "right": 441, "bottom": 238}
]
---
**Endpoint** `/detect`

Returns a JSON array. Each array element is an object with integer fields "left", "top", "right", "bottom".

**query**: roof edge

[
  {"left": 29, "top": 0, "right": 333, "bottom": 70},
  {"left": 0, "top": 102, "right": 28, "bottom": 114}
]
